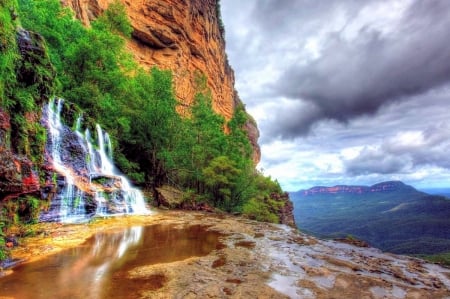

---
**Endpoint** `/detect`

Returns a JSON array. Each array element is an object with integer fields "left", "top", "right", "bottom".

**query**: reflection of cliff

[
  {"left": 0, "top": 223, "right": 225, "bottom": 298},
  {"left": 63, "top": 0, "right": 261, "bottom": 163}
]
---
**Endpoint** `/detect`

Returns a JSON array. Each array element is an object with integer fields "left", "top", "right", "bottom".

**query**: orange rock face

[{"left": 63, "top": 0, "right": 260, "bottom": 163}]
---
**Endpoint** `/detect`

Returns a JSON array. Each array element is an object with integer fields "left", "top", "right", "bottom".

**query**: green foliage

[
  {"left": 203, "top": 156, "right": 240, "bottom": 209},
  {"left": 18, "top": 0, "right": 85, "bottom": 73},
  {"left": 74, "top": 196, "right": 81, "bottom": 208},
  {"left": 12, "top": 0, "right": 287, "bottom": 224},
  {"left": 0, "top": 210, "right": 11, "bottom": 260},
  {"left": 187, "top": 87, "right": 227, "bottom": 192},
  {"left": 93, "top": 0, "right": 132, "bottom": 37},
  {"left": 2, "top": 200, "right": 18, "bottom": 227},
  {"left": 421, "top": 252, "right": 450, "bottom": 267},
  {"left": 19, "top": 196, "right": 40, "bottom": 224},
  {"left": 0, "top": 0, "right": 19, "bottom": 109},
  {"left": 0, "top": 241, "right": 8, "bottom": 261},
  {"left": 0, "top": 195, "right": 45, "bottom": 260},
  {"left": 242, "top": 198, "right": 279, "bottom": 223},
  {"left": 240, "top": 172, "right": 284, "bottom": 222},
  {"left": 13, "top": 89, "right": 35, "bottom": 111},
  {"left": 0, "top": 0, "right": 56, "bottom": 163},
  {"left": 216, "top": 0, "right": 225, "bottom": 39}
]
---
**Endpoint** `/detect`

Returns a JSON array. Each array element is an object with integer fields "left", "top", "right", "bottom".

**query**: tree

[
  {"left": 188, "top": 87, "right": 227, "bottom": 193},
  {"left": 203, "top": 156, "right": 240, "bottom": 209},
  {"left": 241, "top": 172, "right": 284, "bottom": 223},
  {"left": 93, "top": 0, "right": 132, "bottom": 37},
  {"left": 0, "top": 0, "right": 19, "bottom": 109}
]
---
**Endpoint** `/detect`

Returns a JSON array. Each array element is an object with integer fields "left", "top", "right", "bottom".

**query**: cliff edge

[{"left": 62, "top": 0, "right": 261, "bottom": 163}]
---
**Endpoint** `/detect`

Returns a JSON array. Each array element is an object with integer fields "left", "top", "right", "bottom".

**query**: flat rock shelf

[{"left": 1, "top": 211, "right": 450, "bottom": 298}]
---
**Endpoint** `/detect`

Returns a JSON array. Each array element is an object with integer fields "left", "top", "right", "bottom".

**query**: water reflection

[{"left": 0, "top": 224, "right": 223, "bottom": 298}]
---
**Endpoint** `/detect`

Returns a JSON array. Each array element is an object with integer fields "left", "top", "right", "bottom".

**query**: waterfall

[
  {"left": 42, "top": 98, "right": 149, "bottom": 223},
  {"left": 48, "top": 98, "right": 63, "bottom": 170},
  {"left": 95, "top": 124, "right": 115, "bottom": 175},
  {"left": 45, "top": 98, "right": 88, "bottom": 223},
  {"left": 84, "top": 128, "right": 97, "bottom": 173}
]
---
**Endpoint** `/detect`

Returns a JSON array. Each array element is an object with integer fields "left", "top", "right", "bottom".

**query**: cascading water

[
  {"left": 87, "top": 124, "right": 148, "bottom": 216},
  {"left": 41, "top": 98, "right": 149, "bottom": 223},
  {"left": 94, "top": 124, "right": 115, "bottom": 175},
  {"left": 44, "top": 98, "right": 88, "bottom": 223}
]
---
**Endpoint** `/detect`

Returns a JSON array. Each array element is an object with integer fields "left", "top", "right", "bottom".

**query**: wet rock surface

[
  {"left": 16, "top": 29, "right": 56, "bottom": 104},
  {"left": 4, "top": 211, "right": 450, "bottom": 298},
  {"left": 0, "top": 148, "right": 40, "bottom": 200}
]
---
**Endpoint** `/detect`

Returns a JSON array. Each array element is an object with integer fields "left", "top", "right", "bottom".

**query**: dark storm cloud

[
  {"left": 259, "top": 100, "right": 323, "bottom": 142},
  {"left": 272, "top": 0, "right": 450, "bottom": 138},
  {"left": 221, "top": 0, "right": 450, "bottom": 189},
  {"left": 251, "top": 0, "right": 367, "bottom": 35}
]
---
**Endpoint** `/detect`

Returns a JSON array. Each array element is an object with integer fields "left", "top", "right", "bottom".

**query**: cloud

[
  {"left": 258, "top": 99, "right": 322, "bottom": 141},
  {"left": 221, "top": 1, "right": 450, "bottom": 190},
  {"left": 344, "top": 146, "right": 411, "bottom": 175},
  {"left": 271, "top": 0, "right": 450, "bottom": 138},
  {"left": 343, "top": 123, "right": 450, "bottom": 176},
  {"left": 250, "top": 0, "right": 368, "bottom": 38},
  {"left": 256, "top": 90, "right": 450, "bottom": 190}
]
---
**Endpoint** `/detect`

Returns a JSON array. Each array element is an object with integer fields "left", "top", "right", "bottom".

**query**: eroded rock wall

[
  {"left": 0, "top": 109, "right": 40, "bottom": 201},
  {"left": 0, "top": 29, "right": 55, "bottom": 201},
  {"left": 62, "top": 0, "right": 261, "bottom": 163}
]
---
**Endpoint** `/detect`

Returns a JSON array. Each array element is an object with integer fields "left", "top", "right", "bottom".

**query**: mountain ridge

[
  {"left": 290, "top": 180, "right": 450, "bottom": 256},
  {"left": 298, "top": 180, "right": 420, "bottom": 196}
]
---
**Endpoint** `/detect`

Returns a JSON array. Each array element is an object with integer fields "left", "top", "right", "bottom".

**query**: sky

[{"left": 220, "top": 0, "right": 450, "bottom": 191}]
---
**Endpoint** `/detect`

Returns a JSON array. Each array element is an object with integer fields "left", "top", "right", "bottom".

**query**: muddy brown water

[{"left": 0, "top": 224, "right": 224, "bottom": 299}]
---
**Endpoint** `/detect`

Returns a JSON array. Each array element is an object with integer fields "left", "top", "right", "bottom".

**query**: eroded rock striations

[
  {"left": 271, "top": 192, "right": 296, "bottom": 228},
  {"left": 5, "top": 212, "right": 450, "bottom": 298},
  {"left": 62, "top": 0, "right": 261, "bottom": 163},
  {"left": 0, "top": 29, "right": 53, "bottom": 201}
]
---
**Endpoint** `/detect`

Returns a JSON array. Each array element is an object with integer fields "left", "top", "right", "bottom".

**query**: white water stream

[{"left": 44, "top": 98, "right": 149, "bottom": 222}]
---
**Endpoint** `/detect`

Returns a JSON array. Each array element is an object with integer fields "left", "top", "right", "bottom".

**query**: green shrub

[
  {"left": 242, "top": 198, "right": 279, "bottom": 223},
  {"left": 421, "top": 252, "right": 450, "bottom": 267}
]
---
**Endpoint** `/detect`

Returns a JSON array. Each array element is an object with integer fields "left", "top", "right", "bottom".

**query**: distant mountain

[
  {"left": 290, "top": 181, "right": 450, "bottom": 255},
  {"left": 300, "top": 181, "right": 417, "bottom": 196},
  {"left": 419, "top": 187, "right": 450, "bottom": 198}
]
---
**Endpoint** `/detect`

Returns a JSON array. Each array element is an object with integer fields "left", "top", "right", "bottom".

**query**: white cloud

[{"left": 221, "top": 0, "right": 450, "bottom": 190}]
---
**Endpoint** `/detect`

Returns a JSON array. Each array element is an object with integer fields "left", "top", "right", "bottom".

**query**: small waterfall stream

[{"left": 40, "top": 98, "right": 149, "bottom": 222}]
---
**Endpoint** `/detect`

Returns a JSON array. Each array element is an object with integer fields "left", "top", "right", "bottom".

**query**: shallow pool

[{"left": 0, "top": 224, "right": 224, "bottom": 298}]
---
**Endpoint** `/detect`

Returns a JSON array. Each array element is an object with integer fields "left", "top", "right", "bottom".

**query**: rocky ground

[{"left": 3, "top": 210, "right": 450, "bottom": 298}]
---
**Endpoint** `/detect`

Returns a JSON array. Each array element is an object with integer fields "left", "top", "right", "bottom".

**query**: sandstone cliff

[{"left": 63, "top": 0, "right": 261, "bottom": 163}]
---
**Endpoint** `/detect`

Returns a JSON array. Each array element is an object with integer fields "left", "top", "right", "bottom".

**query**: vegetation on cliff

[
  {"left": 0, "top": 0, "right": 291, "bottom": 258},
  {"left": 1, "top": 0, "right": 54, "bottom": 162}
]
